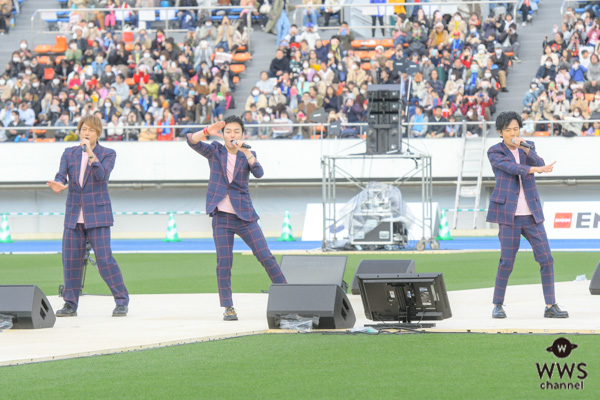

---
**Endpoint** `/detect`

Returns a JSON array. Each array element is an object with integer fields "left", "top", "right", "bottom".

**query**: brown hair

[{"left": 77, "top": 115, "right": 103, "bottom": 137}]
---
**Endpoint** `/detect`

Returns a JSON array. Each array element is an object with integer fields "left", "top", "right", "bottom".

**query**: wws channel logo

[{"left": 537, "top": 337, "right": 588, "bottom": 391}]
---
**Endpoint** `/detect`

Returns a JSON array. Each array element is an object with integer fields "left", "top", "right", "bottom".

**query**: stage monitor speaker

[
  {"left": 0, "top": 285, "right": 56, "bottom": 329},
  {"left": 590, "top": 261, "right": 600, "bottom": 295},
  {"left": 279, "top": 255, "right": 348, "bottom": 292},
  {"left": 351, "top": 259, "right": 416, "bottom": 295},
  {"left": 267, "top": 284, "right": 356, "bottom": 329}
]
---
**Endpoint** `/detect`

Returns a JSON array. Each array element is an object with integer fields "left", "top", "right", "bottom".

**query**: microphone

[
  {"left": 82, "top": 144, "right": 87, "bottom": 152},
  {"left": 512, "top": 138, "right": 533, "bottom": 149},
  {"left": 232, "top": 140, "right": 251, "bottom": 149}
]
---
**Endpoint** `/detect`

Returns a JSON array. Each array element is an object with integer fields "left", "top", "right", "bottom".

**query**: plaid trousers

[
  {"left": 212, "top": 211, "right": 287, "bottom": 308},
  {"left": 62, "top": 224, "right": 129, "bottom": 311},
  {"left": 493, "top": 216, "right": 556, "bottom": 305}
]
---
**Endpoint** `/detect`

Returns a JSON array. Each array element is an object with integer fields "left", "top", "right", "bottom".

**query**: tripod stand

[{"left": 58, "top": 238, "right": 99, "bottom": 298}]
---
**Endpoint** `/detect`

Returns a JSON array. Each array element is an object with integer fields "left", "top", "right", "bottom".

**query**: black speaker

[
  {"left": 267, "top": 284, "right": 356, "bottom": 329},
  {"left": 590, "top": 261, "right": 600, "bottom": 295},
  {"left": 351, "top": 260, "right": 416, "bottom": 295},
  {"left": 0, "top": 285, "right": 56, "bottom": 329},
  {"left": 366, "top": 127, "right": 378, "bottom": 154}
]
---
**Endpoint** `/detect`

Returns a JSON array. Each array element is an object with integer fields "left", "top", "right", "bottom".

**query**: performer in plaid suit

[
  {"left": 187, "top": 116, "right": 287, "bottom": 321},
  {"left": 487, "top": 111, "right": 568, "bottom": 319},
  {"left": 47, "top": 115, "right": 129, "bottom": 317}
]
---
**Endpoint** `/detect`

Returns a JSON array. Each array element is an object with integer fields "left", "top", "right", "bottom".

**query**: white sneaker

[{"left": 522, "top": 21, "right": 527, "bottom": 27}]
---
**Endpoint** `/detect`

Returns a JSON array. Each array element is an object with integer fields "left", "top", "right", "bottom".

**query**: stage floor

[{"left": 1, "top": 281, "right": 598, "bottom": 366}]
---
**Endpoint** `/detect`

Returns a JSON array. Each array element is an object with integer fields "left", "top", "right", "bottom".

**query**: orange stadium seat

[
  {"left": 125, "top": 78, "right": 135, "bottom": 86},
  {"left": 55, "top": 55, "right": 66, "bottom": 64},
  {"left": 534, "top": 131, "right": 550, "bottom": 137},
  {"left": 125, "top": 43, "right": 134, "bottom": 52},
  {"left": 585, "top": 93, "right": 595, "bottom": 102},
  {"left": 51, "top": 36, "right": 68, "bottom": 53},
  {"left": 44, "top": 68, "right": 55, "bottom": 80},
  {"left": 322, "top": 40, "right": 330, "bottom": 46},
  {"left": 359, "top": 39, "right": 380, "bottom": 48},
  {"left": 351, "top": 40, "right": 362, "bottom": 48},
  {"left": 381, "top": 39, "right": 394, "bottom": 48},
  {"left": 355, "top": 51, "right": 369, "bottom": 59},
  {"left": 232, "top": 52, "right": 252, "bottom": 63},
  {"left": 37, "top": 56, "right": 50, "bottom": 65},
  {"left": 361, "top": 62, "right": 372, "bottom": 70},
  {"left": 122, "top": 31, "right": 134, "bottom": 43},
  {"left": 232, "top": 76, "right": 239, "bottom": 84},
  {"left": 236, "top": 45, "right": 246, "bottom": 52},
  {"left": 34, "top": 44, "right": 52, "bottom": 54},
  {"left": 230, "top": 64, "right": 246, "bottom": 74},
  {"left": 384, "top": 49, "right": 394, "bottom": 58},
  {"left": 310, "top": 135, "right": 321, "bottom": 139},
  {"left": 43, "top": 138, "right": 56, "bottom": 142}
]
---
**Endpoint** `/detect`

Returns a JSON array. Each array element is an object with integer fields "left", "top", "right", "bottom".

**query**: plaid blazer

[
  {"left": 54, "top": 144, "right": 116, "bottom": 229},
  {"left": 187, "top": 137, "right": 263, "bottom": 222},
  {"left": 486, "top": 140, "right": 545, "bottom": 225}
]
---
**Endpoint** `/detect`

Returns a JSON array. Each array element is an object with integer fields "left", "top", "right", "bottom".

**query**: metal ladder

[{"left": 452, "top": 125, "right": 488, "bottom": 229}]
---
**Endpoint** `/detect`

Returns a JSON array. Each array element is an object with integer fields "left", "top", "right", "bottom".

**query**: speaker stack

[{"left": 366, "top": 84, "right": 402, "bottom": 155}]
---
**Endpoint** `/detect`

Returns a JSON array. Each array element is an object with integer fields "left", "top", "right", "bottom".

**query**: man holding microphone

[
  {"left": 47, "top": 115, "right": 129, "bottom": 317},
  {"left": 487, "top": 111, "right": 568, "bottom": 319},
  {"left": 187, "top": 116, "right": 287, "bottom": 321}
]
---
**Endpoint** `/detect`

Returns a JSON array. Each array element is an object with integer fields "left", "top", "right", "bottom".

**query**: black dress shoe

[
  {"left": 492, "top": 304, "right": 506, "bottom": 319},
  {"left": 56, "top": 303, "right": 77, "bottom": 317},
  {"left": 501, "top": 87, "right": 509, "bottom": 93},
  {"left": 544, "top": 304, "right": 569, "bottom": 318},
  {"left": 112, "top": 305, "right": 128, "bottom": 317}
]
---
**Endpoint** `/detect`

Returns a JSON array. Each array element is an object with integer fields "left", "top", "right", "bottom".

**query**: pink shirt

[
  {"left": 216, "top": 152, "right": 237, "bottom": 214},
  {"left": 77, "top": 151, "right": 89, "bottom": 223},
  {"left": 510, "top": 148, "right": 532, "bottom": 216}
]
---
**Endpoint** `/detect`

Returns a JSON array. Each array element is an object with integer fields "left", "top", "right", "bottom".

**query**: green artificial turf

[
  {"left": 1, "top": 252, "right": 598, "bottom": 297},
  {"left": 0, "top": 333, "right": 597, "bottom": 399}
]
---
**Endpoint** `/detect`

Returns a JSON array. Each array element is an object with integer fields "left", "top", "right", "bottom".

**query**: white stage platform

[{"left": 1, "top": 281, "right": 598, "bottom": 366}]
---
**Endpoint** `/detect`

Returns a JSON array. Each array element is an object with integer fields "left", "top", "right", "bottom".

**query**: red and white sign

[{"left": 544, "top": 202, "right": 600, "bottom": 239}]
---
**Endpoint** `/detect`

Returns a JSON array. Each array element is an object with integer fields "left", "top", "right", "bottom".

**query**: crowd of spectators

[
  {"left": 0, "top": 0, "right": 255, "bottom": 142},
  {"left": 521, "top": 2, "right": 600, "bottom": 137},
  {"left": 244, "top": 4, "right": 526, "bottom": 139}
]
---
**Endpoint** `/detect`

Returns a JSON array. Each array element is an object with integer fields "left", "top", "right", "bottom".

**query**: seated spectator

[
  {"left": 297, "top": 23, "right": 321, "bottom": 49},
  {"left": 490, "top": 43, "right": 510, "bottom": 92},
  {"left": 256, "top": 71, "right": 276, "bottom": 95},
  {"left": 428, "top": 106, "right": 447, "bottom": 138},
  {"left": 550, "top": 91, "right": 570, "bottom": 118},
  {"left": 7, "top": 111, "right": 26, "bottom": 142},
  {"left": 570, "top": 59, "right": 587, "bottom": 83},
  {"left": 123, "top": 111, "right": 140, "bottom": 141},
  {"left": 532, "top": 91, "right": 553, "bottom": 131},
  {"left": 272, "top": 110, "right": 294, "bottom": 139},
  {"left": 243, "top": 110, "right": 259, "bottom": 138},
  {"left": 409, "top": 106, "right": 428, "bottom": 138},
  {"left": 521, "top": 111, "right": 535, "bottom": 136},
  {"left": 560, "top": 107, "right": 585, "bottom": 137},
  {"left": 570, "top": 89, "right": 590, "bottom": 118},
  {"left": 269, "top": 49, "right": 290, "bottom": 78},
  {"left": 584, "top": 121, "right": 600, "bottom": 136},
  {"left": 216, "top": 16, "right": 235, "bottom": 52},
  {"left": 323, "top": 86, "right": 342, "bottom": 113},
  {"left": 268, "top": 87, "right": 287, "bottom": 108},
  {"left": 585, "top": 54, "right": 600, "bottom": 93},
  {"left": 18, "top": 102, "right": 36, "bottom": 126},
  {"left": 523, "top": 80, "right": 540, "bottom": 109},
  {"left": 537, "top": 57, "right": 558, "bottom": 87},
  {"left": 540, "top": 45, "right": 560, "bottom": 67},
  {"left": 245, "top": 87, "right": 268, "bottom": 111}
]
